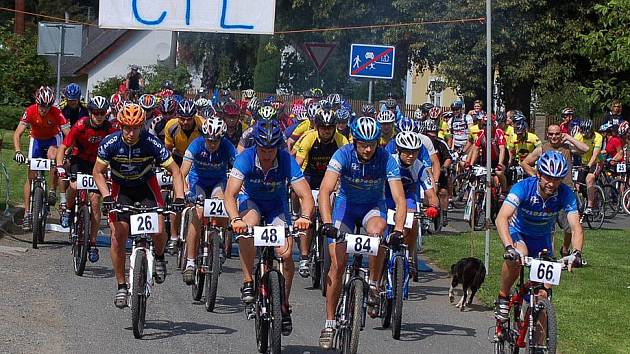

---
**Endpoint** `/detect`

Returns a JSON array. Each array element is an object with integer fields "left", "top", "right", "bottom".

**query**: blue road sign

[{"left": 349, "top": 43, "right": 396, "bottom": 80}]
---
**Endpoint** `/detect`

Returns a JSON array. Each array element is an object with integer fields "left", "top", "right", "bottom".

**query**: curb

[{"left": 0, "top": 207, "right": 25, "bottom": 239}]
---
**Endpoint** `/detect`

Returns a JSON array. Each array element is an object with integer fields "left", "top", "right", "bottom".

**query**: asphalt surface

[{"left": 0, "top": 225, "right": 495, "bottom": 354}]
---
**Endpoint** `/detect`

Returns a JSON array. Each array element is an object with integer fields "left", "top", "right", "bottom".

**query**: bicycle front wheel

[
  {"left": 529, "top": 298, "right": 557, "bottom": 354},
  {"left": 73, "top": 205, "right": 90, "bottom": 276},
  {"left": 391, "top": 256, "right": 405, "bottom": 340},
  {"left": 310, "top": 233, "right": 321, "bottom": 289},
  {"left": 343, "top": 278, "right": 364, "bottom": 354},
  {"left": 585, "top": 185, "right": 605, "bottom": 230},
  {"left": 267, "top": 270, "right": 283, "bottom": 354},
  {"left": 622, "top": 188, "right": 630, "bottom": 216},
  {"left": 131, "top": 250, "right": 148, "bottom": 339},
  {"left": 204, "top": 229, "right": 221, "bottom": 312},
  {"left": 602, "top": 183, "right": 620, "bottom": 219},
  {"left": 471, "top": 190, "right": 486, "bottom": 231},
  {"left": 31, "top": 186, "right": 45, "bottom": 249}
]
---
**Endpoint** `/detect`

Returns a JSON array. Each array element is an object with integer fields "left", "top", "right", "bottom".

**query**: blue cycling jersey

[
  {"left": 230, "top": 146, "right": 304, "bottom": 201},
  {"left": 327, "top": 144, "right": 400, "bottom": 204},
  {"left": 504, "top": 177, "right": 578, "bottom": 238},
  {"left": 385, "top": 154, "right": 432, "bottom": 200},
  {"left": 97, "top": 130, "right": 173, "bottom": 187},
  {"left": 385, "top": 138, "right": 432, "bottom": 168},
  {"left": 184, "top": 137, "right": 235, "bottom": 184}
]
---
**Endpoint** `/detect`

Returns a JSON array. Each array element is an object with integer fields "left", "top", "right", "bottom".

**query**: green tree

[{"left": 253, "top": 39, "right": 281, "bottom": 93}]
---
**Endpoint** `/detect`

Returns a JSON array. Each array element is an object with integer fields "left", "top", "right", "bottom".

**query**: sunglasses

[
  {"left": 91, "top": 110, "right": 107, "bottom": 116},
  {"left": 547, "top": 132, "right": 562, "bottom": 136},
  {"left": 178, "top": 116, "right": 194, "bottom": 121}
]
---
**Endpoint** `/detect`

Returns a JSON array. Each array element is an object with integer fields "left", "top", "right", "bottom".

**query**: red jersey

[
  {"left": 63, "top": 116, "right": 116, "bottom": 163},
  {"left": 474, "top": 128, "right": 506, "bottom": 162},
  {"left": 605, "top": 135, "right": 624, "bottom": 161},
  {"left": 21, "top": 104, "right": 68, "bottom": 139}
]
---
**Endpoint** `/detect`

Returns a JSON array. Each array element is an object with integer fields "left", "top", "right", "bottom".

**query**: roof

[{"left": 47, "top": 26, "right": 130, "bottom": 77}]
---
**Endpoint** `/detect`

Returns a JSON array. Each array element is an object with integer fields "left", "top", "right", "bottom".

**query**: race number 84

[{"left": 345, "top": 234, "right": 380, "bottom": 256}]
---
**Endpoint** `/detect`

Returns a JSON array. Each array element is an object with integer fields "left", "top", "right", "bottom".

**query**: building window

[{"left": 427, "top": 78, "right": 445, "bottom": 107}]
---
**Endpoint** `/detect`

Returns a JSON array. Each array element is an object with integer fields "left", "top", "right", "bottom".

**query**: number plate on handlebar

[
  {"left": 345, "top": 234, "right": 380, "bottom": 256},
  {"left": 529, "top": 259, "right": 562, "bottom": 285},
  {"left": 473, "top": 166, "right": 487, "bottom": 177},
  {"left": 203, "top": 198, "right": 228, "bottom": 217},
  {"left": 156, "top": 170, "right": 172, "bottom": 186},
  {"left": 386, "top": 209, "right": 414, "bottom": 229},
  {"left": 130, "top": 212, "right": 159, "bottom": 235},
  {"left": 253, "top": 226, "right": 286, "bottom": 247},
  {"left": 572, "top": 169, "right": 579, "bottom": 182},
  {"left": 30, "top": 158, "right": 51, "bottom": 171},
  {"left": 617, "top": 163, "right": 626, "bottom": 173},
  {"left": 76, "top": 173, "right": 97, "bottom": 190}
]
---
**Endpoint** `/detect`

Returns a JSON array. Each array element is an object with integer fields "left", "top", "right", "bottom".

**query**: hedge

[{"left": 0, "top": 105, "right": 24, "bottom": 130}]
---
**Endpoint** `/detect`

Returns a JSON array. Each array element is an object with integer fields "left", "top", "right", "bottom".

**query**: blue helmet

[
  {"left": 451, "top": 100, "right": 463, "bottom": 110},
  {"left": 262, "top": 95, "right": 275, "bottom": 106},
  {"left": 397, "top": 117, "right": 419, "bottom": 133},
  {"left": 64, "top": 83, "right": 82, "bottom": 100},
  {"left": 336, "top": 108, "right": 351, "bottom": 122},
  {"left": 351, "top": 116, "right": 381, "bottom": 142},
  {"left": 537, "top": 150, "right": 569, "bottom": 178},
  {"left": 254, "top": 119, "right": 284, "bottom": 148}
]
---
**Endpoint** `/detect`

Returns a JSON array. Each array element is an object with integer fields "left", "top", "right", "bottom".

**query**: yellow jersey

[
  {"left": 578, "top": 132, "right": 603, "bottom": 164},
  {"left": 164, "top": 114, "right": 205, "bottom": 156},
  {"left": 468, "top": 124, "right": 482, "bottom": 142},
  {"left": 438, "top": 120, "right": 451, "bottom": 140},
  {"left": 508, "top": 132, "right": 542, "bottom": 160},
  {"left": 289, "top": 120, "right": 312, "bottom": 141},
  {"left": 379, "top": 129, "right": 396, "bottom": 147},
  {"left": 296, "top": 130, "right": 349, "bottom": 172}
]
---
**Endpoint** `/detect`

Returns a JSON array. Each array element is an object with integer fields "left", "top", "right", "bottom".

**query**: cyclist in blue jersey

[
  {"left": 225, "top": 119, "right": 314, "bottom": 336},
  {"left": 494, "top": 151, "right": 583, "bottom": 329},
  {"left": 179, "top": 114, "right": 236, "bottom": 285},
  {"left": 93, "top": 104, "right": 185, "bottom": 309},
  {"left": 317, "top": 116, "right": 407, "bottom": 349},
  {"left": 385, "top": 131, "right": 440, "bottom": 278}
]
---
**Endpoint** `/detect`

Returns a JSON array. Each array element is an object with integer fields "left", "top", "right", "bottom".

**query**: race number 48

[
  {"left": 130, "top": 212, "right": 159, "bottom": 235},
  {"left": 345, "top": 234, "right": 380, "bottom": 256},
  {"left": 253, "top": 226, "right": 286, "bottom": 247},
  {"left": 529, "top": 259, "right": 561, "bottom": 285}
]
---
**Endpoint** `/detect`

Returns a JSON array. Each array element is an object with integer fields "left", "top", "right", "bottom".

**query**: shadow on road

[
  {"left": 7, "top": 234, "right": 70, "bottom": 249},
  {"left": 283, "top": 344, "right": 327, "bottom": 354},
  {"left": 83, "top": 265, "right": 114, "bottom": 279},
  {"left": 133, "top": 319, "right": 237, "bottom": 340},
  {"left": 398, "top": 322, "right": 477, "bottom": 342},
  {"left": 192, "top": 296, "right": 242, "bottom": 315},
  {"left": 414, "top": 270, "right": 446, "bottom": 284},
  {"left": 407, "top": 284, "right": 450, "bottom": 302}
]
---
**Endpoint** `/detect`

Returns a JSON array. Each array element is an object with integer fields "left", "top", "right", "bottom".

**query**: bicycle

[
  {"left": 109, "top": 203, "right": 173, "bottom": 339},
  {"left": 24, "top": 158, "right": 55, "bottom": 249},
  {"left": 492, "top": 250, "right": 576, "bottom": 354},
  {"left": 189, "top": 197, "right": 227, "bottom": 312},
  {"left": 464, "top": 165, "right": 501, "bottom": 231},
  {"left": 69, "top": 173, "right": 98, "bottom": 276},
  {"left": 595, "top": 161, "right": 627, "bottom": 219},
  {"left": 240, "top": 223, "right": 293, "bottom": 354},
  {"left": 570, "top": 167, "right": 605, "bottom": 230},
  {"left": 329, "top": 229, "right": 378, "bottom": 354},
  {"left": 378, "top": 226, "right": 409, "bottom": 339},
  {"left": 308, "top": 190, "right": 330, "bottom": 295}
]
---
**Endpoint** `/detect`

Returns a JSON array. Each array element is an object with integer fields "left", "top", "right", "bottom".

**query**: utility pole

[{"left": 14, "top": 0, "right": 25, "bottom": 34}]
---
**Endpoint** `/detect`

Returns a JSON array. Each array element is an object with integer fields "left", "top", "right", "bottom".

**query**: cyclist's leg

[
  {"left": 585, "top": 172, "right": 596, "bottom": 208},
  {"left": 499, "top": 233, "right": 528, "bottom": 297},
  {"left": 236, "top": 196, "right": 261, "bottom": 284},
  {"left": 89, "top": 191, "right": 101, "bottom": 245},
  {"left": 365, "top": 202, "right": 388, "bottom": 285},
  {"left": 186, "top": 184, "right": 207, "bottom": 263},
  {"left": 109, "top": 184, "right": 131, "bottom": 285},
  {"left": 325, "top": 200, "right": 355, "bottom": 321},
  {"left": 269, "top": 210, "right": 294, "bottom": 311},
  {"left": 23, "top": 137, "right": 39, "bottom": 215}
]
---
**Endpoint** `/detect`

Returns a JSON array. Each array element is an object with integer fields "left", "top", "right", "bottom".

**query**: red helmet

[{"left": 222, "top": 102, "right": 241, "bottom": 116}]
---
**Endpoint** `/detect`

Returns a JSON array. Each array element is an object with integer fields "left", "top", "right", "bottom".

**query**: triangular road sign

[{"left": 303, "top": 42, "right": 337, "bottom": 72}]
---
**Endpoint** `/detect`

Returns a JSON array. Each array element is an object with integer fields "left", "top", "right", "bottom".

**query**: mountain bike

[
  {"left": 465, "top": 165, "right": 501, "bottom": 231},
  {"left": 109, "top": 203, "right": 173, "bottom": 339},
  {"left": 492, "top": 250, "right": 576, "bottom": 354},
  {"left": 190, "top": 197, "right": 227, "bottom": 312},
  {"left": 308, "top": 189, "right": 330, "bottom": 295},
  {"left": 25, "top": 158, "right": 54, "bottom": 249},
  {"left": 240, "top": 223, "right": 292, "bottom": 354},
  {"left": 571, "top": 167, "right": 605, "bottom": 230},
  {"left": 69, "top": 173, "right": 98, "bottom": 276},
  {"left": 596, "top": 161, "right": 627, "bottom": 219}
]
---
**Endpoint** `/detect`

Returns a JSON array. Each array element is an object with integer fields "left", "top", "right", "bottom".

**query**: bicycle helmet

[
  {"left": 425, "top": 119, "right": 438, "bottom": 133},
  {"left": 296, "top": 111, "right": 309, "bottom": 122},
  {"left": 177, "top": 99, "right": 197, "bottom": 118},
  {"left": 451, "top": 100, "right": 463, "bottom": 110},
  {"left": 307, "top": 103, "right": 321, "bottom": 119},
  {"left": 253, "top": 119, "right": 284, "bottom": 148},
  {"left": 222, "top": 102, "right": 240, "bottom": 116},
  {"left": 421, "top": 102, "right": 434, "bottom": 113},
  {"left": 443, "top": 111, "right": 454, "bottom": 120},
  {"left": 570, "top": 125, "right": 581, "bottom": 137},
  {"left": 63, "top": 83, "right": 81, "bottom": 100},
  {"left": 271, "top": 100, "right": 285, "bottom": 113},
  {"left": 561, "top": 107, "right": 575, "bottom": 117},
  {"left": 247, "top": 97, "right": 261, "bottom": 115},
  {"left": 291, "top": 103, "right": 305, "bottom": 117},
  {"left": 413, "top": 108, "right": 423, "bottom": 120},
  {"left": 195, "top": 98, "right": 211, "bottom": 108},
  {"left": 88, "top": 96, "right": 109, "bottom": 111},
  {"left": 537, "top": 150, "right": 569, "bottom": 178},
  {"left": 384, "top": 98, "right": 397, "bottom": 109},
  {"left": 580, "top": 119, "right": 593, "bottom": 135},
  {"left": 161, "top": 80, "right": 174, "bottom": 90},
  {"left": 319, "top": 99, "right": 332, "bottom": 110},
  {"left": 242, "top": 89, "right": 255, "bottom": 99},
  {"left": 257, "top": 106, "right": 278, "bottom": 120},
  {"left": 202, "top": 115, "right": 227, "bottom": 140},
  {"left": 361, "top": 104, "right": 376, "bottom": 116},
  {"left": 35, "top": 86, "right": 55, "bottom": 106},
  {"left": 336, "top": 108, "right": 351, "bottom": 122},
  {"left": 377, "top": 110, "right": 396, "bottom": 124},
  {"left": 117, "top": 103, "right": 145, "bottom": 127},
  {"left": 310, "top": 88, "right": 324, "bottom": 99},
  {"left": 395, "top": 131, "right": 423, "bottom": 150},
  {"left": 397, "top": 117, "right": 418, "bottom": 133},
  {"left": 619, "top": 121, "right": 629, "bottom": 136},
  {"left": 351, "top": 116, "right": 381, "bottom": 142},
  {"left": 262, "top": 95, "right": 275, "bottom": 106},
  {"left": 496, "top": 112, "right": 507, "bottom": 124},
  {"left": 429, "top": 107, "right": 441, "bottom": 120},
  {"left": 316, "top": 109, "right": 337, "bottom": 126},
  {"left": 327, "top": 93, "right": 342, "bottom": 107},
  {"left": 512, "top": 111, "right": 527, "bottom": 123},
  {"left": 138, "top": 94, "right": 156, "bottom": 110},
  {"left": 417, "top": 120, "right": 427, "bottom": 134},
  {"left": 514, "top": 120, "right": 529, "bottom": 134},
  {"left": 160, "top": 97, "right": 177, "bottom": 115}
]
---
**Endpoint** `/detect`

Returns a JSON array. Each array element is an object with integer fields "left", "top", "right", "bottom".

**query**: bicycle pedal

[{"left": 245, "top": 304, "right": 255, "bottom": 320}]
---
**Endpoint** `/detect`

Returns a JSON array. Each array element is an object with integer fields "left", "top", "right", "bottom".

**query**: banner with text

[{"left": 99, "top": 0, "right": 276, "bottom": 34}]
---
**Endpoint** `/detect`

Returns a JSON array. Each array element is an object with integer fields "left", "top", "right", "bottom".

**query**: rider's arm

[
  {"left": 13, "top": 122, "right": 27, "bottom": 152},
  {"left": 388, "top": 179, "right": 407, "bottom": 232},
  {"left": 521, "top": 146, "right": 542, "bottom": 176},
  {"left": 164, "top": 161, "right": 184, "bottom": 199},
  {"left": 498, "top": 144, "right": 506, "bottom": 167},
  {"left": 467, "top": 145, "right": 479, "bottom": 166},
  {"left": 430, "top": 153, "right": 441, "bottom": 182},
  {"left": 224, "top": 174, "right": 243, "bottom": 222},
  {"left": 93, "top": 160, "right": 110, "bottom": 197},
  {"left": 55, "top": 144, "right": 68, "bottom": 167},
  {"left": 564, "top": 133, "right": 589, "bottom": 153},
  {"left": 180, "top": 159, "right": 192, "bottom": 180},
  {"left": 587, "top": 147, "right": 601, "bottom": 168},
  {"left": 495, "top": 197, "right": 518, "bottom": 248},
  {"left": 318, "top": 170, "right": 339, "bottom": 224},
  {"left": 567, "top": 212, "right": 584, "bottom": 252},
  {"left": 292, "top": 178, "right": 314, "bottom": 219}
]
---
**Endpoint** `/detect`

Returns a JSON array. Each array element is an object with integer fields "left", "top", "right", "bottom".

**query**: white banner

[{"left": 99, "top": 0, "right": 276, "bottom": 34}]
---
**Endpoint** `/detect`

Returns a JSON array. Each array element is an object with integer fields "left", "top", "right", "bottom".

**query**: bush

[
  {"left": 91, "top": 63, "right": 191, "bottom": 98},
  {"left": 254, "top": 40, "right": 280, "bottom": 93},
  {"left": 0, "top": 105, "right": 25, "bottom": 130},
  {"left": 91, "top": 75, "right": 125, "bottom": 98}
]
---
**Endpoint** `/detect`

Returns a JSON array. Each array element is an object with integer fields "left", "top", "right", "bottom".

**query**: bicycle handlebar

[{"left": 108, "top": 204, "right": 175, "bottom": 215}]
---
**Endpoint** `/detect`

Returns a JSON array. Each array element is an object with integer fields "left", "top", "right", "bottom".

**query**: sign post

[{"left": 349, "top": 44, "right": 395, "bottom": 103}]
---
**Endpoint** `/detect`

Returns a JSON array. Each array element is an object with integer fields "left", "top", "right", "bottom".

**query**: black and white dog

[{"left": 449, "top": 257, "right": 486, "bottom": 311}]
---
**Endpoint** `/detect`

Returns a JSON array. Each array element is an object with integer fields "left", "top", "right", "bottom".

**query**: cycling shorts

[
  {"left": 385, "top": 195, "right": 418, "bottom": 211},
  {"left": 237, "top": 194, "right": 290, "bottom": 227},
  {"left": 509, "top": 232, "right": 554, "bottom": 259},
  {"left": 330, "top": 198, "right": 387, "bottom": 245},
  {"left": 304, "top": 174, "right": 324, "bottom": 190},
  {"left": 191, "top": 181, "right": 224, "bottom": 200},
  {"left": 109, "top": 175, "right": 163, "bottom": 224},
  {"left": 438, "top": 172, "right": 449, "bottom": 189},
  {"left": 28, "top": 134, "right": 61, "bottom": 159}
]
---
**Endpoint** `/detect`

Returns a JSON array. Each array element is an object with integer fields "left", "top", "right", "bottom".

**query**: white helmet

[
  {"left": 242, "top": 89, "right": 255, "bottom": 99},
  {"left": 377, "top": 110, "right": 396, "bottom": 124},
  {"left": 395, "top": 131, "right": 423, "bottom": 150},
  {"left": 195, "top": 98, "right": 211, "bottom": 108},
  {"left": 202, "top": 115, "right": 227, "bottom": 140}
]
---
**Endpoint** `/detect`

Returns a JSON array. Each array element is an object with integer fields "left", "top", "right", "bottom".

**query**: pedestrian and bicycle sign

[{"left": 349, "top": 43, "right": 395, "bottom": 80}]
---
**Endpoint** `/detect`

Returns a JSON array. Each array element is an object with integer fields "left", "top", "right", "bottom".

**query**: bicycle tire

[
  {"left": 529, "top": 298, "right": 557, "bottom": 354},
  {"left": 471, "top": 190, "right": 486, "bottom": 231},
  {"left": 191, "top": 248, "right": 205, "bottom": 301},
  {"left": 585, "top": 185, "right": 605, "bottom": 230},
  {"left": 310, "top": 233, "right": 321, "bottom": 289},
  {"left": 602, "top": 183, "right": 620, "bottom": 219},
  {"left": 224, "top": 229, "right": 233, "bottom": 259},
  {"left": 267, "top": 270, "right": 283, "bottom": 354},
  {"left": 204, "top": 229, "right": 221, "bottom": 312},
  {"left": 31, "top": 186, "right": 45, "bottom": 249},
  {"left": 255, "top": 272, "right": 268, "bottom": 353},
  {"left": 452, "top": 173, "right": 469, "bottom": 209},
  {"left": 178, "top": 208, "right": 192, "bottom": 270},
  {"left": 131, "top": 250, "right": 147, "bottom": 339},
  {"left": 391, "top": 256, "right": 405, "bottom": 339},
  {"left": 74, "top": 205, "right": 90, "bottom": 276},
  {"left": 343, "top": 278, "right": 364, "bottom": 354},
  {"left": 622, "top": 188, "right": 630, "bottom": 216}
]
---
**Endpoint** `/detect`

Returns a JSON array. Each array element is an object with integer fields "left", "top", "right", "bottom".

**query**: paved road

[{"left": 0, "top": 227, "right": 494, "bottom": 354}]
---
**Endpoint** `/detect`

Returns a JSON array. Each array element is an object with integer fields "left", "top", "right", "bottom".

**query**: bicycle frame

[
  {"left": 384, "top": 244, "right": 409, "bottom": 300},
  {"left": 129, "top": 234, "right": 155, "bottom": 299},
  {"left": 199, "top": 216, "right": 224, "bottom": 274},
  {"left": 337, "top": 253, "right": 369, "bottom": 332}
]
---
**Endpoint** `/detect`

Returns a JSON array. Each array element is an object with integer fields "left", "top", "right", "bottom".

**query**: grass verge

[{"left": 424, "top": 230, "right": 630, "bottom": 354}]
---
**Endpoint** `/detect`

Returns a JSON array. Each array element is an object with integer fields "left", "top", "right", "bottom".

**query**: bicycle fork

[{"left": 128, "top": 241, "right": 155, "bottom": 301}]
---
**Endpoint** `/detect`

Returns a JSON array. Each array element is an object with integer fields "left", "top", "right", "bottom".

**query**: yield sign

[{"left": 303, "top": 42, "right": 337, "bottom": 72}]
